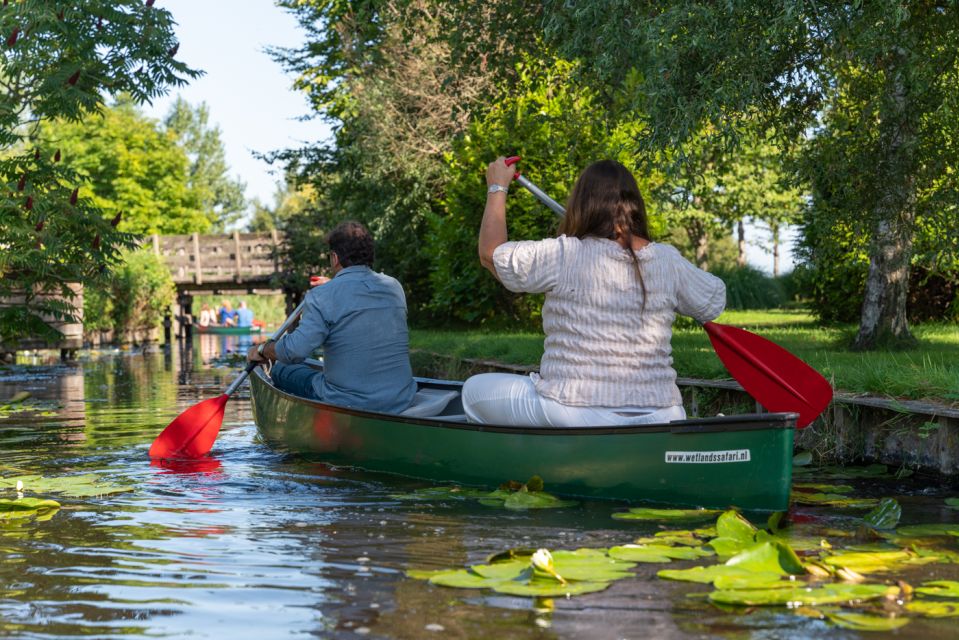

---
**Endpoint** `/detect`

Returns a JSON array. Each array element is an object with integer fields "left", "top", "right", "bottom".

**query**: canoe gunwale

[{"left": 250, "top": 368, "right": 797, "bottom": 436}]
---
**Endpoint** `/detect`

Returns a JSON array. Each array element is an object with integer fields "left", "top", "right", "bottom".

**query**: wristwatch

[
  {"left": 487, "top": 184, "right": 509, "bottom": 195},
  {"left": 257, "top": 341, "right": 270, "bottom": 358}
]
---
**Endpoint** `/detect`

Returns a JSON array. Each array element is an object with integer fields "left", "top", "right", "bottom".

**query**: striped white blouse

[{"left": 492, "top": 236, "right": 726, "bottom": 408}]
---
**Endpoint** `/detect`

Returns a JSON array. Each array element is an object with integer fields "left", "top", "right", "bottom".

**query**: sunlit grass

[{"left": 410, "top": 310, "right": 959, "bottom": 402}]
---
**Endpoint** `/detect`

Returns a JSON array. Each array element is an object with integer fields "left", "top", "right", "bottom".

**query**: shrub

[
  {"left": 712, "top": 265, "right": 786, "bottom": 310},
  {"left": 83, "top": 250, "right": 175, "bottom": 342}
]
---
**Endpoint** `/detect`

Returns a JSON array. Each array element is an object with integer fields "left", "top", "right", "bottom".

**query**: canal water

[{"left": 1, "top": 337, "right": 958, "bottom": 639}]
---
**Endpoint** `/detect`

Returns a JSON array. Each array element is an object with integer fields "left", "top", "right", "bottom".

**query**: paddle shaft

[{"left": 223, "top": 299, "right": 307, "bottom": 396}]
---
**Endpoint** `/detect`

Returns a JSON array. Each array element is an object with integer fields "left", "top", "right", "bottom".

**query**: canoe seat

[{"left": 401, "top": 388, "right": 459, "bottom": 418}]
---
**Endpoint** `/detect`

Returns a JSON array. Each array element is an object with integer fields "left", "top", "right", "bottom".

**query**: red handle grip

[{"left": 504, "top": 155, "right": 521, "bottom": 179}]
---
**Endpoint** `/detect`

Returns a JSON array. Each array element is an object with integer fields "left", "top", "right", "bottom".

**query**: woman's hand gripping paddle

[
  {"left": 148, "top": 299, "right": 307, "bottom": 459},
  {"left": 503, "top": 156, "right": 832, "bottom": 427}
]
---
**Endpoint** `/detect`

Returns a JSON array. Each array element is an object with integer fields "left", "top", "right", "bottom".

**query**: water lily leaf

[
  {"left": 709, "top": 583, "right": 891, "bottom": 606},
  {"left": 428, "top": 569, "right": 510, "bottom": 589},
  {"left": 905, "top": 601, "right": 959, "bottom": 617},
  {"left": 658, "top": 564, "right": 762, "bottom": 585},
  {"left": 863, "top": 498, "right": 901, "bottom": 530},
  {"left": 709, "top": 537, "right": 754, "bottom": 559},
  {"left": 0, "top": 473, "right": 133, "bottom": 498},
  {"left": 612, "top": 507, "right": 722, "bottom": 522},
  {"left": 609, "top": 544, "right": 713, "bottom": 563},
  {"left": 823, "top": 611, "right": 910, "bottom": 631},
  {"left": 822, "top": 550, "right": 930, "bottom": 573},
  {"left": 0, "top": 497, "right": 61, "bottom": 520},
  {"left": 754, "top": 530, "right": 831, "bottom": 553},
  {"left": 916, "top": 581, "right": 959, "bottom": 598},
  {"left": 391, "top": 486, "right": 491, "bottom": 501},
  {"left": 712, "top": 571, "right": 791, "bottom": 590},
  {"left": 792, "top": 451, "right": 813, "bottom": 466},
  {"left": 725, "top": 540, "right": 804, "bottom": 575},
  {"left": 469, "top": 560, "right": 528, "bottom": 581},
  {"left": 716, "top": 510, "right": 757, "bottom": 542},
  {"left": 492, "top": 579, "right": 610, "bottom": 597},
  {"left": 634, "top": 534, "right": 703, "bottom": 547},
  {"left": 550, "top": 549, "right": 636, "bottom": 581},
  {"left": 896, "top": 524, "right": 959, "bottom": 538},
  {"left": 793, "top": 482, "right": 854, "bottom": 493},
  {"left": 790, "top": 492, "right": 879, "bottom": 508},
  {"left": 406, "top": 568, "right": 455, "bottom": 580},
  {"left": 500, "top": 491, "right": 578, "bottom": 510}
]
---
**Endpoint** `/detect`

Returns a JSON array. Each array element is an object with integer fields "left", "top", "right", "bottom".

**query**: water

[{"left": 1, "top": 338, "right": 958, "bottom": 639}]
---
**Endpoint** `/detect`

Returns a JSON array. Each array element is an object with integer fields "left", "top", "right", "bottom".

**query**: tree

[
  {"left": 44, "top": 97, "right": 211, "bottom": 235},
  {"left": 248, "top": 177, "right": 317, "bottom": 232},
  {"left": 0, "top": 0, "right": 199, "bottom": 343},
  {"left": 544, "top": 1, "right": 959, "bottom": 349},
  {"left": 164, "top": 97, "right": 246, "bottom": 230}
]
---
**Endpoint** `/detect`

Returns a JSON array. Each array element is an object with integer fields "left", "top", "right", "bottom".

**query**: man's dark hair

[{"left": 326, "top": 221, "right": 375, "bottom": 268}]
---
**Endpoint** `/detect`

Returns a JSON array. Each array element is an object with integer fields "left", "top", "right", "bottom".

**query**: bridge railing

[{"left": 149, "top": 230, "right": 285, "bottom": 285}]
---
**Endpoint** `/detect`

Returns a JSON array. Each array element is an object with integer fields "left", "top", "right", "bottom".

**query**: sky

[{"left": 143, "top": 1, "right": 795, "bottom": 273}]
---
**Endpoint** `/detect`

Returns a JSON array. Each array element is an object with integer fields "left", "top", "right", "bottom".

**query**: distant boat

[
  {"left": 196, "top": 325, "right": 263, "bottom": 335},
  {"left": 250, "top": 361, "right": 795, "bottom": 511}
]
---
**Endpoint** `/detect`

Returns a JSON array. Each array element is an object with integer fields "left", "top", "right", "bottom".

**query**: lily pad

[
  {"left": 0, "top": 473, "right": 133, "bottom": 498},
  {"left": 916, "top": 580, "right": 959, "bottom": 598},
  {"left": 896, "top": 524, "right": 959, "bottom": 538},
  {"left": 863, "top": 498, "right": 902, "bottom": 530},
  {"left": 709, "top": 583, "right": 891, "bottom": 606},
  {"left": 0, "top": 497, "right": 61, "bottom": 520},
  {"left": 499, "top": 490, "right": 578, "bottom": 510},
  {"left": 712, "top": 571, "right": 792, "bottom": 590},
  {"left": 492, "top": 579, "right": 610, "bottom": 597},
  {"left": 793, "top": 482, "right": 854, "bottom": 494},
  {"left": 725, "top": 540, "right": 804, "bottom": 575},
  {"left": 790, "top": 492, "right": 879, "bottom": 508},
  {"left": 609, "top": 544, "right": 713, "bottom": 563},
  {"left": 469, "top": 560, "right": 528, "bottom": 581},
  {"left": 391, "top": 486, "right": 493, "bottom": 501},
  {"left": 823, "top": 610, "right": 910, "bottom": 631},
  {"left": 550, "top": 549, "right": 636, "bottom": 581},
  {"left": 821, "top": 550, "right": 931, "bottom": 574},
  {"left": 792, "top": 451, "right": 813, "bottom": 466},
  {"left": 428, "top": 569, "right": 514, "bottom": 589},
  {"left": 634, "top": 534, "right": 704, "bottom": 547},
  {"left": 905, "top": 601, "right": 959, "bottom": 617},
  {"left": 658, "top": 564, "right": 760, "bottom": 585},
  {"left": 612, "top": 507, "right": 722, "bottom": 522}
]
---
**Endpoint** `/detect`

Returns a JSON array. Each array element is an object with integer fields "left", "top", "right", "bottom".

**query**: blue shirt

[
  {"left": 236, "top": 308, "right": 254, "bottom": 327},
  {"left": 273, "top": 265, "right": 417, "bottom": 413},
  {"left": 218, "top": 307, "right": 236, "bottom": 324}
]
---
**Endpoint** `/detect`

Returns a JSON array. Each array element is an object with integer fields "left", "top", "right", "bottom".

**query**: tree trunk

[
  {"left": 853, "top": 53, "right": 918, "bottom": 350},
  {"left": 737, "top": 219, "right": 746, "bottom": 268},
  {"left": 770, "top": 222, "right": 780, "bottom": 277},
  {"left": 686, "top": 220, "right": 709, "bottom": 271}
]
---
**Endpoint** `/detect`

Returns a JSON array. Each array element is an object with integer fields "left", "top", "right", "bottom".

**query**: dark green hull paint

[
  {"left": 250, "top": 370, "right": 795, "bottom": 511},
  {"left": 196, "top": 325, "right": 262, "bottom": 335}
]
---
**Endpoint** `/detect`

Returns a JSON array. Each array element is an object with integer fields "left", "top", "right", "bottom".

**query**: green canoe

[
  {"left": 250, "top": 366, "right": 795, "bottom": 511},
  {"left": 196, "top": 325, "right": 263, "bottom": 335}
]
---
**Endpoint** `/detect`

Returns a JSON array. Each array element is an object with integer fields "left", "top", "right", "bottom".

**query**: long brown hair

[{"left": 559, "top": 160, "right": 651, "bottom": 306}]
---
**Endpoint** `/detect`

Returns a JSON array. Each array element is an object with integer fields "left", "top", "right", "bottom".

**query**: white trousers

[{"left": 461, "top": 373, "right": 686, "bottom": 427}]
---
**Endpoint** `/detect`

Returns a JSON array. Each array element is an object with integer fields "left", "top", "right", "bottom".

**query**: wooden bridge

[{"left": 149, "top": 231, "right": 295, "bottom": 339}]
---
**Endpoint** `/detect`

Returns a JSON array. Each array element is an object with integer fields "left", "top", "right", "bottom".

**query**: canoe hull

[
  {"left": 250, "top": 370, "right": 794, "bottom": 511},
  {"left": 196, "top": 325, "right": 262, "bottom": 335}
]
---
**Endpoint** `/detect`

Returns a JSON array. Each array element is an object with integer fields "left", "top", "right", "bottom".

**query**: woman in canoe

[{"left": 462, "top": 158, "right": 726, "bottom": 427}]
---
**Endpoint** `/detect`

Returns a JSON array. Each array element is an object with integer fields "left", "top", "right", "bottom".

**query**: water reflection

[{"left": 0, "top": 338, "right": 958, "bottom": 638}]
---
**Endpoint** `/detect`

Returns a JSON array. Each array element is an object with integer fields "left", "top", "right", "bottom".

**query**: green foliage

[
  {"left": 712, "top": 265, "right": 785, "bottom": 311},
  {"left": 83, "top": 250, "right": 175, "bottom": 340},
  {"left": 43, "top": 97, "right": 213, "bottom": 235},
  {"left": 0, "top": 0, "right": 199, "bottom": 343}
]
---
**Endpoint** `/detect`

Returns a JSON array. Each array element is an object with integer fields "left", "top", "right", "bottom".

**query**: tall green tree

[
  {"left": 44, "top": 97, "right": 211, "bottom": 235},
  {"left": 164, "top": 97, "right": 246, "bottom": 230},
  {"left": 544, "top": 1, "right": 959, "bottom": 348},
  {"left": 0, "top": 0, "right": 198, "bottom": 343}
]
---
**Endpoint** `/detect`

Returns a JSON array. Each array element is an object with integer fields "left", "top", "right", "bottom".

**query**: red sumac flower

[
  {"left": 24, "top": 196, "right": 33, "bottom": 210},
  {"left": 54, "top": 149, "right": 61, "bottom": 162},
  {"left": 110, "top": 211, "right": 122, "bottom": 227},
  {"left": 67, "top": 70, "right": 80, "bottom": 85},
  {"left": 70, "top": 187, "right": 79, "bottom": 205},
  {"left": 17, "top": 174, "right": 26, "bottom": 191},
  {"left": 92, "top": 234, "right": 101, "bottom": 250},
  {"left": 35, "top": 219, "right": 45, "bottom": 232},
  {"left": 6, "top": 27, "right": 18, "bottom": 48}
]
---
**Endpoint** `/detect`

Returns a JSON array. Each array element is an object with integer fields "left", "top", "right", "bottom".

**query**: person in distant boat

[
  {"left": 246, "top": 221, "right": 417, "bottom": 413},
  {"left": 218, "top": 300, "right": 237, "bottom": 327},
  {"left": 235, "top": 301, "right": 254, "bottom": 328},
  {"left": 462, "top": 158, "right": 726, "bottom": 427},
  {"left": 198, "top": 303, "right": 217, "bottom": 328}
]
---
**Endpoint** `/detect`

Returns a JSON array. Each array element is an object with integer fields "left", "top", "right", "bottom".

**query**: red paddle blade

[
  {"left": 703, "top": 322, "right": 832, "bottom": 428},
  {"left": 148, "top": 394, "right": 229, "bottom": 459}
]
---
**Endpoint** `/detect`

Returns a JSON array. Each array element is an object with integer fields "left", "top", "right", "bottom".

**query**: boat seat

[{"left": 401, "top": 388, "right": 460, "bottom": 418}]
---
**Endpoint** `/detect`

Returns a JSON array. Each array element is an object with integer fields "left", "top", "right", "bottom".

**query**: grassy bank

[{"left": 410, "top": 310, "right": 959, "bottom": 403}]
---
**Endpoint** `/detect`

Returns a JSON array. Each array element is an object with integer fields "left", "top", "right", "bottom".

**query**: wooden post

[
  {"left": 192, "top": 233, "right": 202, "bottom": 285},
  {"left": 233, "top": 230, "right": 242, "bottom": 280},
  {"left": 271, "top": 228, "right": 280, "bottom": 272}
]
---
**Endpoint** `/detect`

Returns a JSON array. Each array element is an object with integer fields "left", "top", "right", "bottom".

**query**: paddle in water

[
  {"left": 149, "top": 299, "right": 307, "bottom": 459},
  {"left": 503, "top": 156, "right": 832, "bottom": 428}
]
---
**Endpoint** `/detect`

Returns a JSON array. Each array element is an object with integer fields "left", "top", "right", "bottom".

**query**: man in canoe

[
  {"left": 246, "top": 221, "right": 417, "bottom": 413},
  {"left": 462, "top": 158, "right": 726, "bottom": 426}
]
